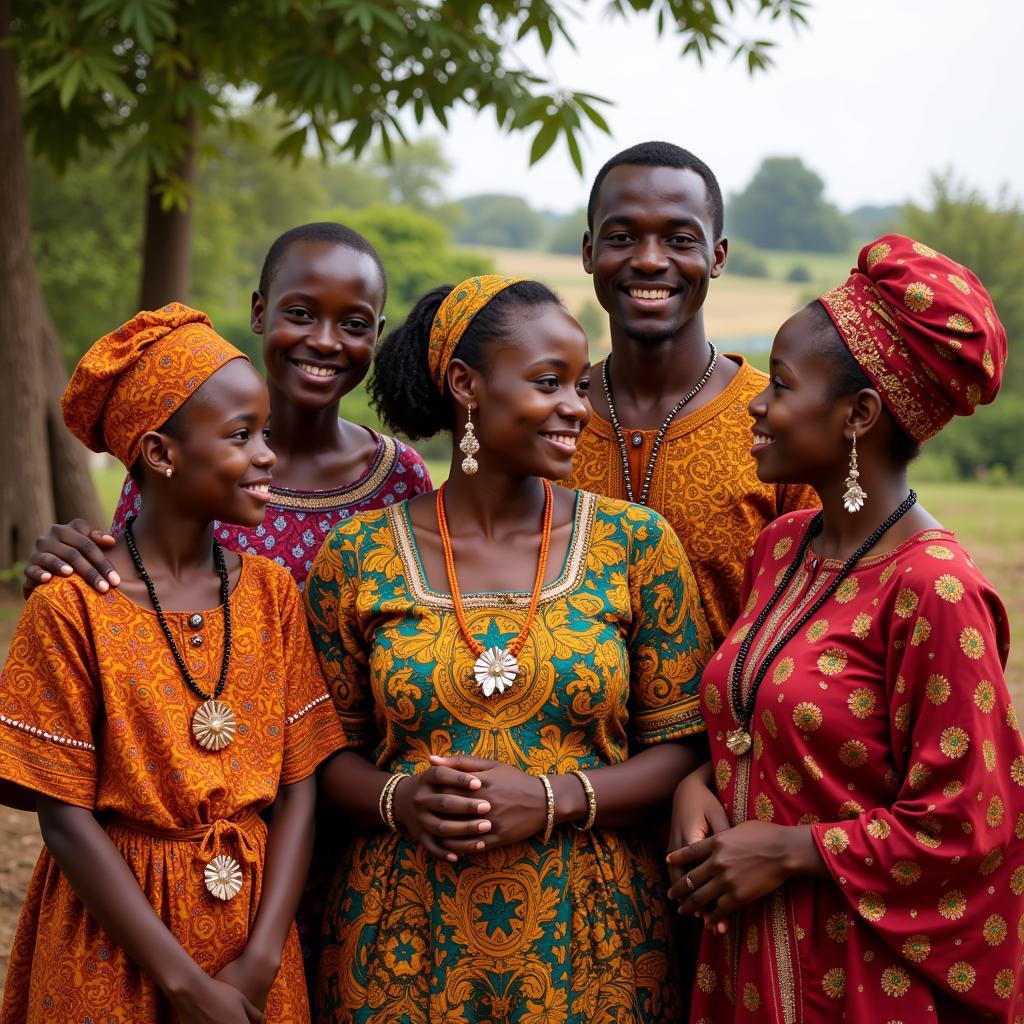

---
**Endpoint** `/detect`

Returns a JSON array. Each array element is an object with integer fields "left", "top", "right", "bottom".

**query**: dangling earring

[
  {"left": 460, "top": 404, "right": 479, "bottom": 475},
  {"left": 843, "top": 434, "right": 866, "bottom": 513}
]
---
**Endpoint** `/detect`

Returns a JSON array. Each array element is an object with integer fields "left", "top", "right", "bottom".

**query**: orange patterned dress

[
  {"left": 564, "top": 356, "right": 818, "bottom": 646},
  {"left": 0, "top": 555, "right": 346, "bottom": 1023}
]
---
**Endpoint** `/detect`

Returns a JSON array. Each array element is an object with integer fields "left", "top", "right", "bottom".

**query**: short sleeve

[
  {"left": 810, "top": 547, "right": 1024, "bottom": 1017},
  {"left": 399, "top": 441, "right": 433, "bottom": 497},
  {"left": 0, "top": 589, "right": 99, "bottom": 809},
  {"left": 626, "top": 507, "right": 714, "bottom": 745},
  {"left": 304, "top": 519, "right": 375, "bottom": 748},
  {"left": 110, "top": 473, "right": 142, "bottom": 534},
  {"left": 276, "top": 572, "right": 348, "bottom": 785}
]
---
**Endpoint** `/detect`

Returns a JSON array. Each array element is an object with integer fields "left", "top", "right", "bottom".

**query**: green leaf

[
  {"left": 59, "top": 60, "right": 83, "bottom": 110},
  {"left": 529, "top": 119, "right": 559, "bottom": 164},
  {"left": 565, "top": 127, "right": 583, "bottom": 175}
]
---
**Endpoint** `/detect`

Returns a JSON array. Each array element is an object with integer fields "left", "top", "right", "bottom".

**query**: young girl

[
  {"left": 24, "top": 222, "right": 432, "bottom": 594},
  {"left": 0, "top": 304, "right": 345, "bottom": 1023}
]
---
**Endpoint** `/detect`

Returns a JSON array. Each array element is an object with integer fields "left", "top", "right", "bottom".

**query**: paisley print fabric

[
  {"left": 112, "top": 429, "right": 433, "bottom": 590},
  {"left": 0, "top": 556, "right": 345, "bottom": 1023},
  {"left": 304, "top": 492, "right": 714, "bottom": 1023},
  {"left": 61, "top": 303, "right": 247, "bottom": 468},
  {"left": 427, "top": 275, "right": 524, "bottom": 392},
  {"left": 692, "top": 510, "right": 1024, "bottom": 1023},
  {"left": 563, "top": 357, "right": 818, "bottom": 647}
]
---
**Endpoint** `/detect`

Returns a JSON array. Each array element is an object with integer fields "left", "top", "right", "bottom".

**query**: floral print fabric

[
  {"left": 563, "top": 357, "right": 818, "bottom": 648},
  {"left": 692, "top": 510, "right": 1024, "bottom": 1022},
  {"left": 304, "top": 492, "right": 713, "bottom": 1023}
]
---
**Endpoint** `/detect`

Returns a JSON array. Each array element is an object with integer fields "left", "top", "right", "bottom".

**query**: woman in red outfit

[{"left": 668, "top": 235, "right": 1024, "bottom": 1022}]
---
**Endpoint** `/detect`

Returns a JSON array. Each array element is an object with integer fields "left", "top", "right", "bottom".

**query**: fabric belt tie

[{"left": 107, "top": 807, "right": 262, "bottom": 901}]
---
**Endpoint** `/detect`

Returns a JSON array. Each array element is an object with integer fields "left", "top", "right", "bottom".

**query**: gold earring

[
  {"left": 842, "top": 434, "right": 866, "bottom": 513},
  {"left": 165, "top": 467, "right": 173, "bottom": 478},
  {"left": 460, "top": 404, "right": 479, "bottom": 475}
]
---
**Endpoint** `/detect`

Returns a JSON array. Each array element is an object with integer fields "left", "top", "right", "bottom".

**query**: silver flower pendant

[
  {"left": 192, "top": 699, "right": 236, "bottom": 751},
  {"left": 843, "top": 481, "right": 867, "bottom": 514},
  {"left": 204, "top": 854, "right": 243, "bottom": 901},
  {"left": 473, "top": 646, "right": 519, "bottom": 697}
]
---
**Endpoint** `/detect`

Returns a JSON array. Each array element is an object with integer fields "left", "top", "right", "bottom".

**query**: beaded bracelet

[
  {"left": 570, "top": 769, "right": 596, "bottom": 831},
  {"left": 538, "top": 775, "right": 555, "bottom": 844}
]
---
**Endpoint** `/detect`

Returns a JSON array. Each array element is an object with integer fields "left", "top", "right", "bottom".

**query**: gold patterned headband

[{"left": 427, "top": 275, "right": 526, "bottom": 393}]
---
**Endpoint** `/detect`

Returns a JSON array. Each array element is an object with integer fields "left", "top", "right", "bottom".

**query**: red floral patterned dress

[{"left": 692, "top": 509, "right": 1024, "bottom": 1023}]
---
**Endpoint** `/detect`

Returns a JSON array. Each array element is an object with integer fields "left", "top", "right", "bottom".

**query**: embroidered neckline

[
  {"left": 263, "top": 432, "right": 399, "bottom": 511},
  {"left": 389, "top": 489, "right": 597, "bottom": 610},
  {"left": 808, "top": 526, "right": 955, "bottom": 571}
]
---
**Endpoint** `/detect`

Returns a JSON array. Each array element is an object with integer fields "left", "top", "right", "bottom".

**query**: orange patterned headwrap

[
  {"left": 427, "top": 275, "right": 525, "bottom": 392},
  {"left": 62, "top": 303, "right": 249, "bottom": 469},
  {"left": 819, "top": 235, "right": 1006, "bottom": 443}
]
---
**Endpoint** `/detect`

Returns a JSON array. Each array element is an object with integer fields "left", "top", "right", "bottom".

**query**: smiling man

[{"left": 564, "top": 141, "right": 817, "bottom": 646}]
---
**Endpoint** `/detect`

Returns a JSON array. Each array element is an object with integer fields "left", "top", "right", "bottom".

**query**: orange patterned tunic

[
  {"left": 0, "top": 555, "right": 346, "bottom": 1023},
  {"left": 564, "top": 357, "right": 818, "bottom": 646}
]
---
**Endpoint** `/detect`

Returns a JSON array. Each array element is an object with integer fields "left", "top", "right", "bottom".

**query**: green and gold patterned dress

[{"left": 304, "top": 491, "right": 712, "bottom": 1024}]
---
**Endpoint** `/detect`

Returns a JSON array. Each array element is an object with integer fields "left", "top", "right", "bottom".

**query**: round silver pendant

[
  {"left": 192, "top": 699, "right": 236, "bottom": 751},
  {"left": 473, "top": 646, "right": 519, "bottom": 697}
]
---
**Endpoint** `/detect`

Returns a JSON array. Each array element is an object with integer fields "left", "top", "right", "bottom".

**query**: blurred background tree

[{"left": 728, "top": 155, "right": 851, "bottom": 252}]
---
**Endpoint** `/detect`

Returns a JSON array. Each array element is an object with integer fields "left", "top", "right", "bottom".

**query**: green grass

[
  {"left": 94, "top": 461, "right": 127, "bottom": 522},
  {"left": 752, "top": 247, "right": 857, "bottom": 287}
]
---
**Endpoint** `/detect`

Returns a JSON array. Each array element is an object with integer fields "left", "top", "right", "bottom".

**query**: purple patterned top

[{"left": 111, "top": 430, "right": 432, "bottom": 589}]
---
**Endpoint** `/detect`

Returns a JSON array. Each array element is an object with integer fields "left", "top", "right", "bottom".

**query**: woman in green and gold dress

[{"left": 304, "top": 276, "right": 714, "bottom": 1023}]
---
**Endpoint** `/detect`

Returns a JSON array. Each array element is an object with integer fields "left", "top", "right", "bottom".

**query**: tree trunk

[
  {"left": 0, "top": 0, "right": 102, "bottom": 569},
  {"left": 138, "top": 107, "right": 198, "bottom": 309}
]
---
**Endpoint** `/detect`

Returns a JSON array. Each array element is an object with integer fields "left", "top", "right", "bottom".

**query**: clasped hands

[
  {"left": 392, "top": 754, "right": 560, "bottom": 862},
  {"left": 665, "top": 768, "right": 820, "bottom": 933}
]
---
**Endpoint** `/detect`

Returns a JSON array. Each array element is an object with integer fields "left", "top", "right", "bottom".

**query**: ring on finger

[{"left": 685, "top": 873, "right": 696, "bottom": 891}]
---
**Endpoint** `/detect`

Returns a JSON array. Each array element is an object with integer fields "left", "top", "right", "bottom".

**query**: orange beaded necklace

[{"left": 436, "top": 478, "right": 554, "bottom": 697}]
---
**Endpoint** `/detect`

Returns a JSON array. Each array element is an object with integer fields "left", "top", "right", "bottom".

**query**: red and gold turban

[
  {"left": 427, "top": 275, "right": 525, "bottom": 393},
  {"left": 62, "top": 303, "right": 249, "bottom": 469},
  {"left": 819, "top": 234, "right": 1006, "bottom": 443}
]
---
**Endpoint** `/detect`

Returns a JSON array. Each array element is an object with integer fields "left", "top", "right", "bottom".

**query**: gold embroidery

[
  {"left": 391, "top": 490, "right": 595, "bottom": 610},
  {"left": 266, "top": 434, "right": 400, "bottom": 510}
]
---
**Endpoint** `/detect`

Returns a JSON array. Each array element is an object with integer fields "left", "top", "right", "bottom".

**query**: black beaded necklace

[
  {"left": 601, "top": 342, "right": 718, "bottom": 506},
  {"left": 124, "top": 515, "right": 237, "bottom": 752},
  {"left": 725, "top": 490, "right": 918, "bottom": 757}
]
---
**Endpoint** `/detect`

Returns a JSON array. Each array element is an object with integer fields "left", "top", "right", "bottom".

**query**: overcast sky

[{"left": 418, "top": 0, "right": 1023, "bottom": 215}]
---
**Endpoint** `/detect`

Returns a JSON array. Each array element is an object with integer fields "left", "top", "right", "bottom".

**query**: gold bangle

[
  {"left": 384, "top": 773, "right": 408, "bottom": 833},
  {"left": 380, "top": 773, "right": 406, "bottom": 833},
  {"left": 378, "top": 774, "right": 393, "bottom": 825},
  {"left": 570, "top": 769, "right": 596, "bottom": 831},
  {"left": 539, "top": 775, "right": 555, "bottom": 844}
]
